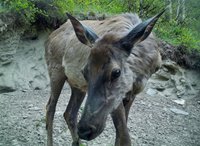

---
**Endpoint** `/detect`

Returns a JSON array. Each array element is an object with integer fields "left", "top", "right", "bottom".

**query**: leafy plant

[
  {"left": 155, "top": 20, "right": 200, "bottom": 51},
  {"left": 0, "top": 0, "right": 46, "bottom": 25},
  {"left": 0, "top": 0, "right": 199, "bottom": 51}
]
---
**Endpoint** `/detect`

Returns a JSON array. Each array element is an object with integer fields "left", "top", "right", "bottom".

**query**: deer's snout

[{"left": 78, "top": 123, "right": 97, "bottom": 140}]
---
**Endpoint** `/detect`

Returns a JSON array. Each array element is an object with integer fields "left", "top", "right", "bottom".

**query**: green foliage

[
  {"left": 53, "top": 0, "right": 75, "bottom": 14},
  {"left": 53, "top": 0, "right": 126, "bottom": 14},
  {"left": 186, "top": 0, "right": 200, "bottom": 32},
  {"left": 155, "top": 20, "right": 200, "bottom": 51},
  {"left": 0, "top": 0, "right": 199, "bottom": 51},
  {"left": 0, "top": 0, "right": 45, "bottom": 24}
]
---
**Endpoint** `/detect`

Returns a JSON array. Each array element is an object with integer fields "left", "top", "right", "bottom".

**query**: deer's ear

[
  {"left": 117, "top": 9, "right": 166, "bottom": 55},
  {"left": 67, "top": 13, "right": 99, "bottom": 47}
]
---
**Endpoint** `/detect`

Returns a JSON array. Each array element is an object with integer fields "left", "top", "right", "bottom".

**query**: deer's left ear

[
  {"left": 117, "top": 9, "right": 166, "bottom": 55},
  {"left": 67, "top": 13, "right": 99, "bottom": 47}
]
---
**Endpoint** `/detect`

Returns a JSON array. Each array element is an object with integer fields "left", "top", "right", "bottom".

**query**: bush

[
  {"left": 0, "top": 0, "right": 45, "bottom": 25},
  {"left": 0, "top": 0, "right": 199, "bottom": 51},
  {"left": 155, "top": 20, "right": 200, "bottom": 52},
  {"left": 0, "top": 0, "right": 69, "bottom": 28}
]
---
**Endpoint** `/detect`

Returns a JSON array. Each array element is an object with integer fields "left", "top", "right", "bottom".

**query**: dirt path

[{"left": 0, "top": 68, "right": 200, "bottom": 146}]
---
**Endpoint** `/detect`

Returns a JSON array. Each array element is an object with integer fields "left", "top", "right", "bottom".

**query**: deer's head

[{"left": 67, "top": 10, "right": 164, "bottom": 140}]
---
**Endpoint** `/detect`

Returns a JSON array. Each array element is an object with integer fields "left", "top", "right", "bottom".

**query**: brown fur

[{"left": 45, "top": 13, "right": 162, "bottom": 146}]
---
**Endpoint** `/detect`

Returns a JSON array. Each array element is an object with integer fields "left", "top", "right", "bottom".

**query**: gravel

[{"left": 0, "top": 81, "right": 199, "bottom": 146}]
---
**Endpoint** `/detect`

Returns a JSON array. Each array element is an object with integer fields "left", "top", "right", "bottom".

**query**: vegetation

[
  {"left": 0, "top": 0, "right": 45, "bottom": 24},
  {"left": 0, "top": 0, "right": 199, "bottom": 51}
]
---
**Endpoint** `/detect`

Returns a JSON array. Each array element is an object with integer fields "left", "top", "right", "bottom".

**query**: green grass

[
  {"left": 155, "top": 20, "right": 200, "bottom": 52},
  {"left": 1, "top": 0, "right": 199, "bottom": 52},
  {"left": 52, "top": 0, "right": 200, "bottom": 52}
]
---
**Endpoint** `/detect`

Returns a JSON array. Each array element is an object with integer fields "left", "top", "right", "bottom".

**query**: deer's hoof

[{"left": 72, "top": 141, "right": 80, "bottom": 146}]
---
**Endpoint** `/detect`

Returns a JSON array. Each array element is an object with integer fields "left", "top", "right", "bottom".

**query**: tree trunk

[
  {"left": 176, "top": 0, "right": 186, "bottom": 24},
  {"left": 165, "top": 0, "right": 172, "bottom": 21},
  {"left": 139, "top": 0, "right": 143, "bottom": 17}
]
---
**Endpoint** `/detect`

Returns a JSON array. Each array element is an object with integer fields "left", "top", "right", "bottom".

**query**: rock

[
  {"left": 28, "top": 104, "right": 34, "bottom": 108},
  {"left": 23, "top": 115, "right": 28, "bottom": 119},
  {"left": 0, "top": 29, "right": 50, "bottom": 93},
  {"left": 162, "top": 60, "right": 179, "bottom": 74},
  {"left": 152, "top": 60, "right": 196, "bottom": 99},
  {"left": 146, "top": 88, "right": 157, "bottom": 96},
  {"left": 0, "top": 13, "right": 50, "bottom": 93},
  {"left": 0, "top": 85, "right": 16, "bottom": 93},
  {"left": 12, "top": 139, "right": 20, "bottom": 146},
  {"left": 0, "top": 16, "right": 21, "bottom": 93},
  {"left": 140, "top": 101, "right": 146, "bottom": 105},
  {"left": 155, "top": 85, "right": 165, "bottom": 91},
  {"left": 154, "top": 69, "right": 171, "bottom": 81},
  {"left": 172, "top": 99, "right": 185, "bottom": 105},
  {"left": 0, "top": 18, "right": 21, "bottom": 66},
  {"left": 29, "top": 107, "right": 41, "bottom": 111},
  {"left": 0, "top": 71, "right": 17, "bottom": 93},
  {"left": 170, "top": 108, "right": 189, "bottom": 115}
]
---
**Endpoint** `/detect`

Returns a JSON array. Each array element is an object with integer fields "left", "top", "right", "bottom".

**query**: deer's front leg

[
  {"left": 46, "top": 70, "right": 66, "bottom": 146},
  {"left": 63, "top": 86, "right": 85, "bottom": 146},
  {"left": 123, "top": 92, "right": 135, "bottom": 122},
  {"left": 111, "top": 102, "right": 131, "bottom": 146}
]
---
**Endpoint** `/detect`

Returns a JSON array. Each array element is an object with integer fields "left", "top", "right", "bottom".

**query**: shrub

[
  {"left": 155, "top": 20, "right": 200, "bottom": 52},
  {"left": 0, "top": 0, "right": 199, "bottom": 51},
  {"left": 0, "top": 0, "right": 45, "bottom": 25}
]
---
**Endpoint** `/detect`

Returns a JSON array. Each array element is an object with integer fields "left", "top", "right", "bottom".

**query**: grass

[
  {"left": 1, "top": 0, "right": 199, "bottom": 52},
  {"left": 155, "top": 20, "right": 200, "bottom": 52}
]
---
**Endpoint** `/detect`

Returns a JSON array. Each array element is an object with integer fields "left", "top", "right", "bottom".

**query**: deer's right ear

[
  {"left": 116, "top": 9, "right": 166, "bottom": 55},
  {"left": 67, "top": 13, "right": 99, "bottom": 47}
]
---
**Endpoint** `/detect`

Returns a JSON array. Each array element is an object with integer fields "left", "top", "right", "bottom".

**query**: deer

[{"left": 45, "top": 9, "right": 165, "bottom": 146}]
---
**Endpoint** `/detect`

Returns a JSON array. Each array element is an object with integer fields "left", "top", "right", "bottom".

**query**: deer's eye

[{"left": 111, "top": 69, "right": 121, "bottom": 81}]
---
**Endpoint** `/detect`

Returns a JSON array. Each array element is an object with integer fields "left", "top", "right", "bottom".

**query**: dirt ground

[{"left": 0, "top": 68, "right": 200, "bottom": 146}]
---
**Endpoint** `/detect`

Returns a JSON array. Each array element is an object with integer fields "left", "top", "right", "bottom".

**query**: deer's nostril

[
  {"left": 89, "top": 124, "right": 96, "bottom": 132},
  {"left": 78, "top": 124, "right": 97, "bottom": 140}
]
